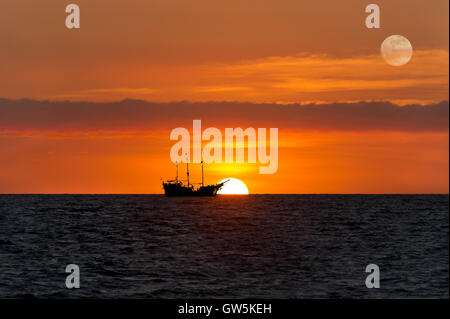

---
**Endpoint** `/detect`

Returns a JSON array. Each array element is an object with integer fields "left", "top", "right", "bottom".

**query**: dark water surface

[{"left": 0, "top": 195, "right": 448, "bottom": 298}]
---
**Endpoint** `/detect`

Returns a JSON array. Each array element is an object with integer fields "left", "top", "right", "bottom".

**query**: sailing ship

[{"left": 162, "top": 157, "right": 227, "bottom": 196}]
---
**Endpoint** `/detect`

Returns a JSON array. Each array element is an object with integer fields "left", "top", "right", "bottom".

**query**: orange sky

[
  {"left": 0, "top": 130, "right": 447, "bottom": 194},
  {"left": 0, "top": 0, "right": 448, "bottom": 193}
]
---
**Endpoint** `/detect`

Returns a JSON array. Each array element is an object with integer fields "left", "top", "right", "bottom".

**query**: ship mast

[
  {"left": 175, "top": 161, "right": 178, "bottom": 182},
  {"left": 186, "top": 153, "right": 190, "bottom": 186},
  {"left": 201, "top": 161, "right": 204, "bottom": 186}
]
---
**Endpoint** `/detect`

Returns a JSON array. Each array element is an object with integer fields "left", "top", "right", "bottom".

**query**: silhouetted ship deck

[{"left": 162, "top": 160, "right": 227, "bottom": 197}]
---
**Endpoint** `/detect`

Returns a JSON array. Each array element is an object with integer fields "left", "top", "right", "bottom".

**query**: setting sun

[{"left": 217, "top": 178, "right": 249, "bottom": 195}]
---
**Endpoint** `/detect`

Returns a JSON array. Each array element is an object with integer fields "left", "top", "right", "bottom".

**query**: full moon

[
  {"left": 381, "top": 35, "right": 413, "bottom": 66},
  {"left": 217, "top": 178, "right": 249, "bottom": 195}
]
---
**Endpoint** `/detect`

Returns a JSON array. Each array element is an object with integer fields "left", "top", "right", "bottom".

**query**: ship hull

[{"left": 162, "top": 182, "right": 225, "bottom": 197}]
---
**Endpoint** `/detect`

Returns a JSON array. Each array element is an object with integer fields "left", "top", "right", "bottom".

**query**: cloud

[
  {"left": 0, "top": 98, "right": 448, "bottom": 133},
  {"left": 1, "top": 49, "right": 447, "bottom": 105}
]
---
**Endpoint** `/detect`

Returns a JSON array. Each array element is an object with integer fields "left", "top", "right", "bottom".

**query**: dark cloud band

[{"left": 0, "top": 99, "right": 448, "bottom": 132}]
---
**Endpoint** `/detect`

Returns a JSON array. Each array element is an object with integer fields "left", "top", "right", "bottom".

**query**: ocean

[{"left": 0, "top": 194, "right": 448, "bottom": 298}]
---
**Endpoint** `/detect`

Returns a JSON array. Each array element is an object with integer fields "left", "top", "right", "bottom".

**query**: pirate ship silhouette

[{"left": 162, "top": 156, "right": 228, "bottom": 196}]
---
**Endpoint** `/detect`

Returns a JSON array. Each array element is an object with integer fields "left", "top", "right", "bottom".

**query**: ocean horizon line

[{"left": 0, "top": 193, "right": 448, "bottom": 196}]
